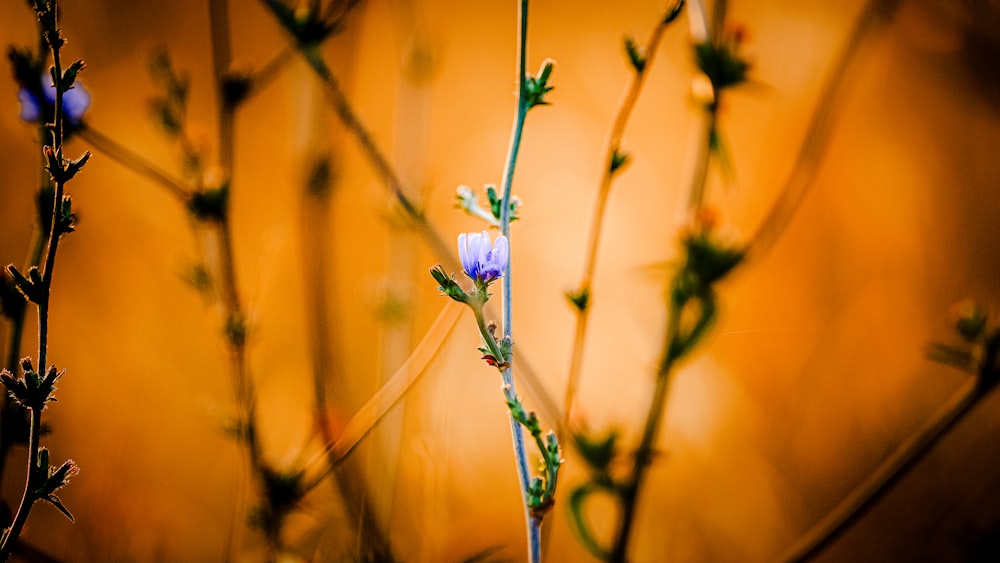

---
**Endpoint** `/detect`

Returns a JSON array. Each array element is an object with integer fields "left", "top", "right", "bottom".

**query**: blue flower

[
  {"left": 458, "top": 231, "right": 508, "bottom": 284},
  {"left": 17, "top": 76, "right": 91, "bottom": 125}
]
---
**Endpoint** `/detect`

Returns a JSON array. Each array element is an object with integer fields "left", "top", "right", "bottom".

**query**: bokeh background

[{"left": 1, "top": 0, "right": 1000, "bottom": 561}]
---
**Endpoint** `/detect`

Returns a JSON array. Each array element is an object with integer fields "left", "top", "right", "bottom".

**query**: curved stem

[
  {"left": 745, "top": 0, "right": 895, "bottom": 261},
  {"left": 774, "top": 376, "right": 985, "bottom": 562},
  {"left": 563, "top": 3, "right": 683, "bottom": 436},
  {"left": 0, "top": 408, "right": 41, "bottom": 560}
]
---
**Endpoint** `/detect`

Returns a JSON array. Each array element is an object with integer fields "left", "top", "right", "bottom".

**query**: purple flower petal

[
  {"left": 17, "top": 89, "right": 41, "bottom": 122},
  {"left": 62, "top": 85, "right": 92, "bottom": 124},
  {"left": 457, "top": 231, "right": 509, "bottom": 284},
  {"left": 18, "top": 75, "right": 91, "bottom": 125}
]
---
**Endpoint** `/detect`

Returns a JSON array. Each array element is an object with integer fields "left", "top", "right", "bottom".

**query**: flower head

[
  {"left": 458, "top": 231, "right": 508, "bottom": 284},
  {"left": 17, "top": 76, "right": 91, "bottom": 125}
]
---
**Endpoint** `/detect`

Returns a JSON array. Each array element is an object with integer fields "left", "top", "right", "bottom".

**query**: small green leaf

[
  {"left": 694, "top": 38, "right": 750, "bottom": 92},
  {"left": 566, "top": 287, "right": 590, "bottom": 312},
  {"left": 60, "top": 59, "right": 86, "bottom": 91},
  {"left": 221, "top": 71, "right": 252, "bottom": 108},
  {"left": 610, "top": 149, "right": 630, "bottom": 175},
  {"left": 429, "top": 265, "right": 468, "bottom": 303},
  {"left": 624, "top": 36, "right": 645, "bottom": 73},
  {"left": 225, "top": 313, "right": 248, "bottom": 347},
  {"left": 187, "top": 184, "right": 230, "bottom": 222},
  {"left": 524, "top": 59, "right": 556, "bottom": 109},
  {"left": 927, "top": 343, "right": 976, "bottom": 373},
  {"left": 662, "top": 0, "right": 685, "bottom": 24}
]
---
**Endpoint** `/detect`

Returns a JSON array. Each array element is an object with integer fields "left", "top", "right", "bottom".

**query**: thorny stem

[
  {"left": 0, "top": 4, "right": 69, "bottom": 555},
  {"left": 563, "top": 2, "right": 684, "bottom": 438},
  {"left": 0, "top": 202, "right": 46, "bottom": 488}
]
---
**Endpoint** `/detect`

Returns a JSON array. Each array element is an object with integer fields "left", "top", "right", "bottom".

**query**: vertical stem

[
  {"left": 687, "top": 106, "right": 716, "bottom": 210},
  {"left": 0, "top": 2, "right": 69, "bottom": 555},
  {"left": 207, "top": 0, "right": 272, "bottom": 556},
  {"left": 0, "top": 229, "right": 46, "bottom": 484},
  {"left": 209, "top": 0, "right": 235, "bottom": 174},
  {"left": 302, "top": 157, "right": 396, "bottom": 561},
  {"left": 608, "top": 308, "right": 681, "bottom": 562},
  {"left": 497, "top": 1, "right": 539, "bottom": 560}
]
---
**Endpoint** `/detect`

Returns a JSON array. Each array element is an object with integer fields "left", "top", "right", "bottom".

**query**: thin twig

[
  {"left": 304, "top": 300, "right": 463, "bottom": 482},
  {"left": 206, "top": 0, "right": 273, "bottom": 556},
  {"left": 746, "top": 0, "right": 897, "bottom": 261},
  {"left": 562, "top": 1, "right": 685, "bottom": 438},
  {"left": 497, "top": 1, "right": 541, "bottom": 560},
  {"left": 76, "top": 125, "right": 190, "bottom": 201},
  {"left": 0, "top": 1, "right": 72, "bottom": 555},
  {"left": 774, "top": 376, "right": 986, "bottom": 562},
  {"left": 300, "top": 153, "right": 397, "bottom": 561}
]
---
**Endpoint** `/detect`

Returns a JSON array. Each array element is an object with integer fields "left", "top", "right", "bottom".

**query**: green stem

[
  {"left": 496, "top": 2, "right": 542, "bottom": 561},
  {"left": 687, "top": 105, "right": 716, "bottom": 209}
]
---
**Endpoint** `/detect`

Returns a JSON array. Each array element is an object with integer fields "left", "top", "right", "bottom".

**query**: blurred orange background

[{"left": 1, "top": 0, "right": 1000, "bottom": 561}]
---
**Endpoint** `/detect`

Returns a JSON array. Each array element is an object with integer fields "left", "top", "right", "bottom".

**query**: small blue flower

[
  {"left": 458, "top": 231, "right": 508, "bottom": 284},
  {"left": 17, "top": 76, "right": 91, "bottom": 125}
]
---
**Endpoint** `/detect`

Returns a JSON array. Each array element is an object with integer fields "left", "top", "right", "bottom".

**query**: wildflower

[
  {"left": 458, "top": 231, "right": 508, "bottom": 284},
  {"left": 17, "top": 76, "right": 91, "bottom": 125}
]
